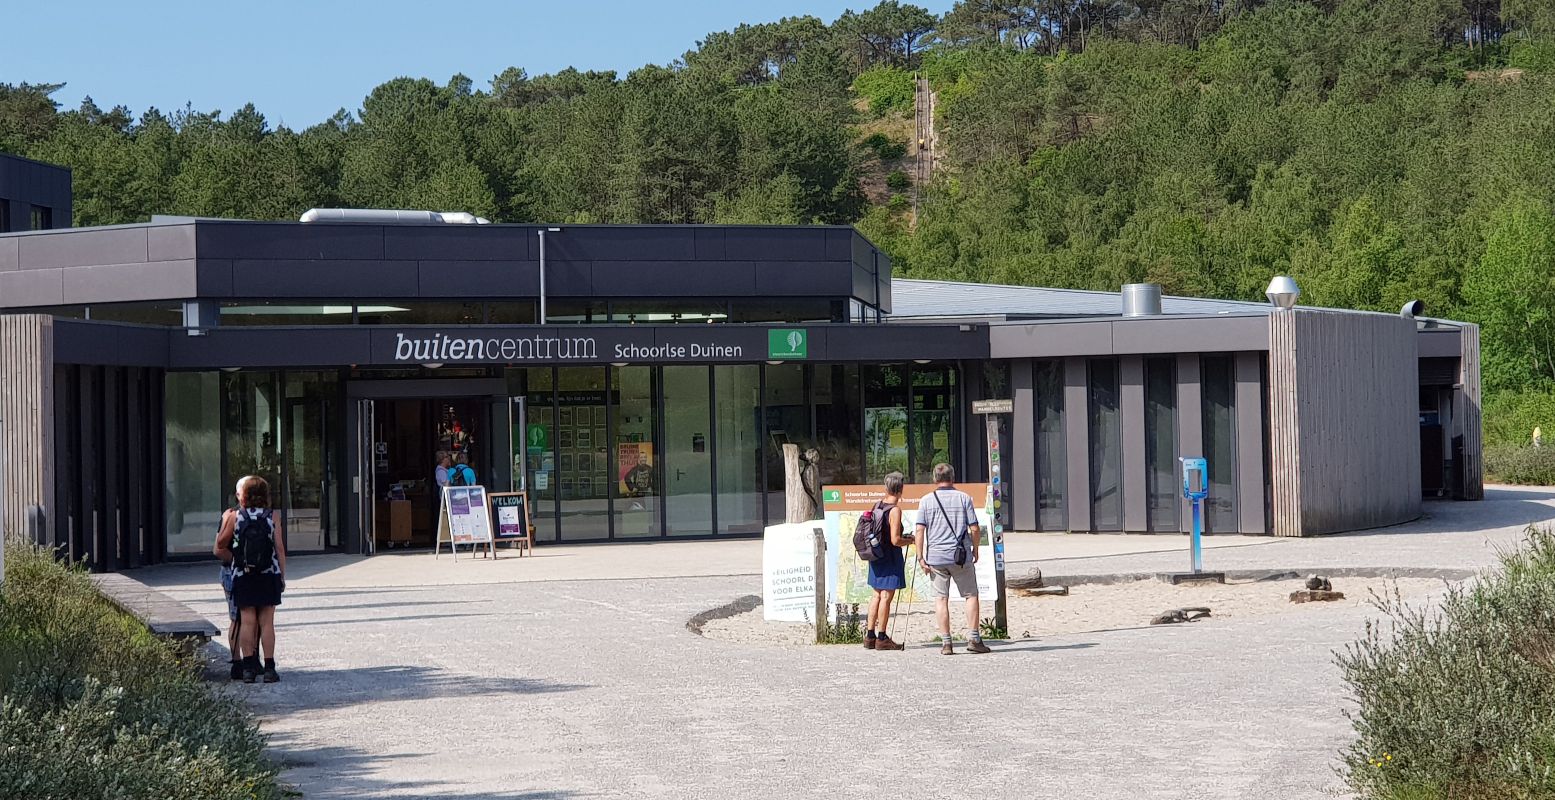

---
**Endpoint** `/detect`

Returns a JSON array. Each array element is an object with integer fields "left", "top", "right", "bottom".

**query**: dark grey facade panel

[
  {"left": 384, "top": 225, "right": 534, "bottom": 261},
  {"left": 1119, "top": 356, "right": 1148, "bottom": 533},
  {"left": 824, "top": 228, "right": 852, "bottom": 261},
  {"left": 1063, "top": 357, "right": 1090, "bottom": 533},
  {"left": 52, "top": 320, "right": 169, "bottom": 366},
  {"left": 173, "top": 327, "right": 375, "bottom": 367},
  {"left": 1234, "top": 352, "right": 1267, "bottom": 534},
  {"left": 416, "top": 260, "right": 538, "bottom": 296},
  {"left": 752, "top": 261, "right": 852, "bottom": 295},
  {"left": 1010, "top": 360, "right": 1037, "bottom": 531},
  {"left": 196, "top": 258, "right": 236, "bottom": 296},
  {"left": 723, "top": 228, "right": 829, "bottom": 261},
  {"left": 1417, "top": 327, "right": 1463, "bottom": 358},
  {"left": 0, "top": 153, "right": 71, "bottom": 232},
  {"left": 1175, "top": 353, "right": 1203, "bottom": 534},
  {"left": 196, "top": 222, "right": 386, "bottom": 260},
  {"left": 992, "top": 321, "right": 1114, "bottom": 357},
  {"left": 1110, "top": 315, "right": 1269, "bottom": 353},
  {"left": 545, "top": 260, "right": 595, "bottom": 295},
  {"left": 230, "top": 258, "right": 420, "bottom": 297},
  {"left": 693, "top": 227, "right": 726, "bottom": 260},
  {"left": 590, "top": 260, "right": 758, "bottom": 296}
]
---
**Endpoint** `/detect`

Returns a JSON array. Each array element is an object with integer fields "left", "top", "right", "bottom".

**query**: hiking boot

[
  {"left": 940, "top": 641, "right": 955, "bottom": 655},
  {"left": 242, "top": 664, "right": 258, "bottom": 684},
  {"left": 229, "top": 661, "right": 244, "bottom": 681},
  {"left": 863, "top": 637, "right": 876, "bottom": 650},
  {"left": 966, "top": 640, "right": 992, "bottom": 654},
  {"left": 873, "top": 635, "right": 904, "bottom": 651},
  {"left": 263, "top": 666, "right": 281, "bottom": 683}
]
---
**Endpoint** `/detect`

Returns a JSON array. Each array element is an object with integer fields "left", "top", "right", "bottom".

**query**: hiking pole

[{"left": 891, "top": 542, "right": 918, "bottom": 651}]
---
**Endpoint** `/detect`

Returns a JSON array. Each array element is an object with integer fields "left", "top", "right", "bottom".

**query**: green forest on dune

[{"left": 6, "top": 0, "right": 1555, "bottom": 446}]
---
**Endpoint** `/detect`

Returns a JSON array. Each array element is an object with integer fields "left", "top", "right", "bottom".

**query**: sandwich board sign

[{"left": 435, "top": 485, "right": 495, "bottom": 560}]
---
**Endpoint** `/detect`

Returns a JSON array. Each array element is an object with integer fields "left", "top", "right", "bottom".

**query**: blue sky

[{"left": 2, "top": 0, "right": 954, "bottom": 129}]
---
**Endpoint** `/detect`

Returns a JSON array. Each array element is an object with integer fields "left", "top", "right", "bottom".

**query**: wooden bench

[{"left": 90, "top": 573, "right": 220, "bottom": 644}]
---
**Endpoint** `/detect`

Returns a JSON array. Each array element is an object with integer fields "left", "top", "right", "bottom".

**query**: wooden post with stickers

[{"left": 972, "top": 398, "right": 1013, "bottom": 635}]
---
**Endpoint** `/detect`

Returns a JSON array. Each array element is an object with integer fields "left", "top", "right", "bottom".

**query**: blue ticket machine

[{"left": 1180, "top": 457, "right": 1209, "bottom": 573}]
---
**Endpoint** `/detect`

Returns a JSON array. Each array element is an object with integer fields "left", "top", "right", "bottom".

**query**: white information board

[
  {"left": 762, "top": 523, "right": 821, "bottom": 622},
  {"left": 436, "top": 485, "right": 494, "bottom": 560}
]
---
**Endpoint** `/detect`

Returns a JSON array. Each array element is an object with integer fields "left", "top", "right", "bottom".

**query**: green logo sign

[
  {"left": 824, "top": 489, "right": 841, "bottom": 503},
  {"left": 768, "top": 329, "right": 808, "bottom": 359},
  {"left": 526, "top": 424, "right": 548, "bottom": 453}
]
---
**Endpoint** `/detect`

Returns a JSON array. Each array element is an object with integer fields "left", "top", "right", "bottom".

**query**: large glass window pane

[
  {"left": 910, "top": 364, "right": 956, "bottom": 483},
  {"left": 864, "top": 365, "right": 908, "bottom": 482},
  {"left": 728, "top": 299, "right": 837, "bottom": 323},
  {"left": 663, "top": 366, "right": 713, "bottom": 534},
  {"left": 550, "top": 300, "right": 606, "bottom": 324},
  {"left": 762, "top": 364, "right": 809, "bottom": 523},
  {"left": 1145, "top": 357, "right": 1179, "bottom": 532},
  {"left": 221, "top": 302, "right": 356, "bottom": 326},
  {"left": 715, "top": 365, "right": 763, "bottom": 534},
  {"left": 1088, "top": 359, "right": 1122, "bottom": 531},
  {"left": 356, "top": 302, "right": 484, "bottom": 325},
  {"left": 814, "top": 365, "right": 862, "bottom": 486},
  {"left": 611, "top": 301, "right": 728, "bottom": 324},
  {"left": 612, "top": 366, "right": 660, "bottom": 538},
  {"left": 222, "top": 371, "right": 283, "bottom": 507},
  {"left": 520, "top": 368, "right": 558, "bottom": 542},
  {"left": 1201, "top": 355, "right": 1238, "bottom": 532},
  {"left": 282, "top": 371, "right": 341, "bottom": 551},
  {"left": 165, "top": 372, "right": 222, "bottom": 555},
  {"left": 487, "top": 302, "right": 537, "bottom": 324},
  {"left": 89, "top": 302, "right": 183, "bottom": 326},
  {"left": 556, "top": 367, "right": 610, "bottom": 540},
  {"left": 1035, "top": 360, "right": 1066, "bottom": 531}
]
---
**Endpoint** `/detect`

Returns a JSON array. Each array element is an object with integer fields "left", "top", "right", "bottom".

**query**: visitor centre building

[{"left": 0, "top": 210, "right": 1481, "bottom": 571}]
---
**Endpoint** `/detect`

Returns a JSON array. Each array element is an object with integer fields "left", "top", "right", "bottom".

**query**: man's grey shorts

[{"left": 927, "top": 562, "right": 978, "bottom": 598}]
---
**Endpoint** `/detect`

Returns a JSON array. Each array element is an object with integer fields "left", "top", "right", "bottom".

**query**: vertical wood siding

[
  {"left": 1268, "top": 309, "right": 1420, "bottom": 536},
  {"left": 1459, "top": 324, "right": 1484, "bottom": 500},
  {"left": 0, "top": 314, "right": 54, "bottom": 542}
]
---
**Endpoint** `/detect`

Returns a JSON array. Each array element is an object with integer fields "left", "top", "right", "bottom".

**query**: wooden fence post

[{"left": 812, "top": 526, "right": 826, "bottom": 643}]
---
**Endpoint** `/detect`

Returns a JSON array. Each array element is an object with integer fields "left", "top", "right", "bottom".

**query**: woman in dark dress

[
  {"left": 215, "top": 475, "right": 287, "bottom": 683},
  {"left": 865, "top": 471, "right": 912, "bottom": 650}
]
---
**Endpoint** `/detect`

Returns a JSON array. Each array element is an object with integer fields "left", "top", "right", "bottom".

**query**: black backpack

[
  {"left": 234, "top": 509, "right": 275, "bottom": 573},
  {"left": 853, "top": 501, "right": 890, "bottom": 562},
  {"left": 450, "top": 464, "right": 473, "bottom": 487}
]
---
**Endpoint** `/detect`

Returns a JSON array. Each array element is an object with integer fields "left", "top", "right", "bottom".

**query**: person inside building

[
  {"left": 864, "top": 471, "right": 911, "bottom": 651},
  {"left": 916, "top": 463, "right": 989, "bottom": 655},
  {"left": 435, "top": 452, "right": 453, "bottom": 489},
  {"left": 214, "top": 475, "right": 287, "bottom": 683},
  {"left": 449, "top": 452, "right": 477, "bottom": 487}
]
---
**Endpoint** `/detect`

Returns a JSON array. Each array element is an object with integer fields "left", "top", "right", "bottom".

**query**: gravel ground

[
  {"left": 699, "top": 576, "right": 1457, "bottom": 646},
  {"left": 122, "top": 486, "right": 1555, "bottom": 800}
]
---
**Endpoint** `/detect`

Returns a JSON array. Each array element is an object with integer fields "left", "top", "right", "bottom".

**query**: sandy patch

[{"left": 698, "top": 576, "right": 1457, "bottom": 646}]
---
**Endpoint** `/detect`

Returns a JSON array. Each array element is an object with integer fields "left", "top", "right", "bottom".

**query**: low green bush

[
  {"left": 852, "top": 66, "right": 914, "bottom": 116},
  {"left": 1484, "top": 444, "right": 1555, "bottom": 485},
  {"left": 1483, "top": 389, "right": 1555, "bottom": 448},
  {"left": 0, "top": 543, "right": 281, "bottom": 799},
  {"left": 1338, "top": 526, "right": 1555, "bottom": 799},
  {"left": 886, "top": 170, "right": 912, "bottom": 191}
]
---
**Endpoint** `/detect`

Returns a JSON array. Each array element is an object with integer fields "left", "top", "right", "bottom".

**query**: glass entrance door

[
  {"left": 354, "top": 398, "right": 376, "bottom": 555},
  {"left": 283, "top": 372, "right": 340, "bottom": 551},
  {"left": 663, "top": 366, "right": 713, "bottom": 535}
]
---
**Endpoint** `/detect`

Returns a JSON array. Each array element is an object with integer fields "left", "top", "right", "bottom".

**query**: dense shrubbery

[
  {"left": 1484, "top": 444, "right": 1555, "bottom": 486},
  {"left": 0, "top": 543, "right": 280, "bottom": 799},
  {"left": 852, "top": 66, "right": 915, "bottom": 116},
  {"left": 1339, "top": 526, "right": 1555, "bottom": 799}
]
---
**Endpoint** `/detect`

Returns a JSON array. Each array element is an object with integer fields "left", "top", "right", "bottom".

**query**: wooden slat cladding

[
  {"left": 1268, "top": 309, "right": 1421, "bottom": 536},
  {"left": 0, "top": 314, "right": 54, "bottom": 542},
  {"left": 1460, "top": 324, "right": 1484, "bottom": 500}
]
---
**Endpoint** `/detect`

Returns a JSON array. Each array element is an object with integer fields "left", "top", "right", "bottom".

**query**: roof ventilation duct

[
  {"left": 299, "top": 208, "right": 491, "bottom": 224},
  {"left": 1121, "top": 283, "right": 1163, "bottom": 317},
  {"left": 1266, "top": 275, "right": 1300, "bottom": 309}
]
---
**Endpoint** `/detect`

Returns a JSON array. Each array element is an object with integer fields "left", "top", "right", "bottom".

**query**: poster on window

[{"left": 618, "top": 442, "right": 655, "bottom": 497}]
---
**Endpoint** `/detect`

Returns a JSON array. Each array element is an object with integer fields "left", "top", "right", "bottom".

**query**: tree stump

[
  {"left": 784, "top": 444, "right": 822, "bottom": 523},
  {"left": 1289, "top": 589, "right": 1346, "bottom": 603}
]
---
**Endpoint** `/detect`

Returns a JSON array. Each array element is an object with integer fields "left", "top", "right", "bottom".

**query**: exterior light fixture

[
  {"left": 1265, "top": 275, "right": 1300, "bottom": 309},
  {"left": 913, "top": 359, "right": 932, "bottom": 364},
  {"left": 766, "top": 360, "right": 783, "bottom": 366},
  {"left": 610, "top": 362, "right": 628, "bottom": 368},
  {"left": 422, "top": 362, "right": 443, "bottom": 369}
]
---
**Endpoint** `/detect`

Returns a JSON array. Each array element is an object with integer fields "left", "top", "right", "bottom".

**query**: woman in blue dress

[{"left": 865, "top": 471, "right": 912, "bottom": 650}]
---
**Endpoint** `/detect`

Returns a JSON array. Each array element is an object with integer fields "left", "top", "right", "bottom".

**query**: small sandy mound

[{"left": 698, "top": 576, "right": 1455, "bottom": 646}]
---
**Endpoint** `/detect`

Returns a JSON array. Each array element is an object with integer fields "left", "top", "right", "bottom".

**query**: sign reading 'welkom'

[{"left": 382, "top": 328, "right": 808, "bottom": 365}]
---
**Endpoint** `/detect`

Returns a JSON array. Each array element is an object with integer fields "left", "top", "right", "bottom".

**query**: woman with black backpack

[
  {"left": 864, "top": 472, "right": 912, "bottom": 651},
  {"left": 214, "top": 475, "right": 287, "bottom": 683}
]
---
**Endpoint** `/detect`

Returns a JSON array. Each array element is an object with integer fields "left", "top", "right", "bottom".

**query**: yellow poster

[{"left": 888, "top": 428, "right": 907, "bottom": 449}]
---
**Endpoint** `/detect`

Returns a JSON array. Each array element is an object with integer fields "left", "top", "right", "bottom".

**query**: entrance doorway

[{"left": 367, "top": 398, "right": 484, "bottom": 550}]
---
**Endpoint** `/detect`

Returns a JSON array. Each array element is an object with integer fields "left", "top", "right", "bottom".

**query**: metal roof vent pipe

[
  {"left": 1121, "top": 283, "right": 1163, "bottom": 316},
  {"left": 1401, "top": 300, "right": 1425, "bottom": 319},
  {"left": 298, "top": 208, "right": 491, "bottom": 224},
  {"left": 1266, "top": 275, "right": 1300, "bottom": 309}
]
